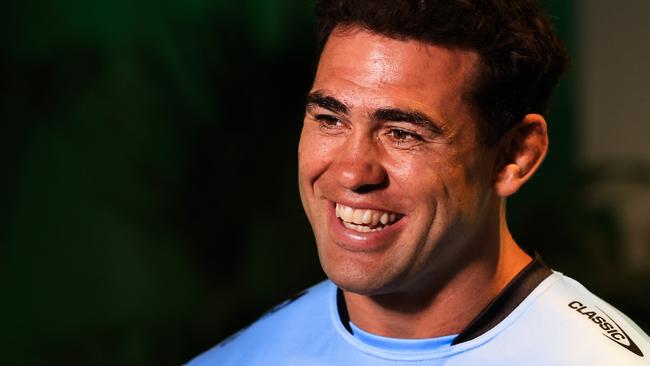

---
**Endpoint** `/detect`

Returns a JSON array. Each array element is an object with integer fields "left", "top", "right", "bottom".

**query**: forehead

[{"left": 313, "top": 27, "right": 479, "bottom": 114}]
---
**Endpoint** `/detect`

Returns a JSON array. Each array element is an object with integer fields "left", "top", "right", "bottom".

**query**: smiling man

[
  {"left": 299, "top": 29, "right": 530, "bottom": 340},
  {"left": 188, "top": 0, "right": 650, "bottom": 365}
]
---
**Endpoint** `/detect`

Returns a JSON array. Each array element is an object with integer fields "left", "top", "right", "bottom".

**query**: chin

[
  {"left": 319, "top": 255, "right": 396, "bottom": 296},
  {"left": 329, "top": 276, "right": 384, "bottom": 296}
]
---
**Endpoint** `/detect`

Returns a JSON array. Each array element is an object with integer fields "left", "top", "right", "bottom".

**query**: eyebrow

[
  {"left": 372, "top": 108, "right": 444, "bottom": 135},
  {"left": 305, "top": 91, "right": 349, "bottom": 114},
  {"left": 305, "top": 91, "right": 443, "bottom": 135}
]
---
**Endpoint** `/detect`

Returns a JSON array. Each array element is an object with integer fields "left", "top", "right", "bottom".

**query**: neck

[{"left": 343, "top": 210, "right": 530, "bottom": 339}]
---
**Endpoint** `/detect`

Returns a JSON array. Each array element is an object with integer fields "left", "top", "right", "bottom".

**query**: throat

[{"left": 340, "top": 288, "right": 478, "bottom": 339}]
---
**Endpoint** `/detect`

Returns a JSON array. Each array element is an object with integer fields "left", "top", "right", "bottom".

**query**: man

[{"left": 189, "top": 0, "right": 650, "bottom": 364}]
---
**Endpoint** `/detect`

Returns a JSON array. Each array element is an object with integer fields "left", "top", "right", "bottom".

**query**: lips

[{"left": 335, "top": 203, "right": 402, "bottom": 232}]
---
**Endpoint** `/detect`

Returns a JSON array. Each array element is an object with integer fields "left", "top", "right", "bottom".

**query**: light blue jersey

[{"left": 188, "top": 265, "right": 650, "bottom": 365}]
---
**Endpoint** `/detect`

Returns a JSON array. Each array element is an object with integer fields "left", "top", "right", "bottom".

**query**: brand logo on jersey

[{"left": 568, "top": 301, "right": 643, "bottom": 357}]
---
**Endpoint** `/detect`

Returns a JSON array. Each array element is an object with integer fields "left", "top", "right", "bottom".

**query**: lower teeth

[{"left": 342, "top": 221, "right": 385, "bottom": 232}]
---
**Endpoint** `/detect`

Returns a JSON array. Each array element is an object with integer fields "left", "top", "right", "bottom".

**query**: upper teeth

[{"left": 335, "top": 203, "right": 400, "bottom": 227}]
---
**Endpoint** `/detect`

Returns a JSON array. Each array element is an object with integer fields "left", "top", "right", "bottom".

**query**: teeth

[
  {"left": 335, "top": 203, "right": 401, "bottom": 231},
  {"left": 343, "top": 221, "right": 385, "bottom": 232},
  {"left": 380, "top": 213, "right": 389, "bottom": 225},
  {"left": 362, "top": 210, "right": 372, "bottom": 224},
  {"left": 344, "top": 205, "right": 353, "bottom": 220},
  {"left": 352, "top": 209, "right": 365, "bottom": 224},
  {"left": 372, "top": 212, "right": 381, "bottom": 226}
]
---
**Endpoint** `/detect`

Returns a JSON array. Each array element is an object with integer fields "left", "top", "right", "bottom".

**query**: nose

[{"left": 330, "top": 133, "right": 388, "bottom": 193}]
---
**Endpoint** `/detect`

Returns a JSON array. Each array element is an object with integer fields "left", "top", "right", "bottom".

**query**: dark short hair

[{"left": 315, "top": 0, "right": 570, "bottom": 145}]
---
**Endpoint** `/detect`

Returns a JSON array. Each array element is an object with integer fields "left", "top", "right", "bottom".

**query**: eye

[
  {"left": 386, "top": 128, "right": 423, "bottom": 143},
  {"left": 315, "top": 114, "right": 344, "bottom": 130}
]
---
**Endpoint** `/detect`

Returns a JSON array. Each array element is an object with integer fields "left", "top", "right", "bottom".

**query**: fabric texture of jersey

[{"left": 187, "top": 272, "right": 650, "bottom": 365}]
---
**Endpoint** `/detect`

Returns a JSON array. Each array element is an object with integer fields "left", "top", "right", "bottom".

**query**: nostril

[{"left": 353, "top": 180, "right": 388, "bottom": 193}]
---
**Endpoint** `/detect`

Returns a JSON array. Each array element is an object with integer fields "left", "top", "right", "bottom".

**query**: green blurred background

[{"left": 1, "top": 1, "right": 648, "bottom": 365}]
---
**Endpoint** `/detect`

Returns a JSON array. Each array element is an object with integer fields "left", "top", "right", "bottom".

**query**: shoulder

[
  {"left": 186, "top": 280, "right": 336, "bottom": 366},
  {"left": 491, "top": 272, "right": 650, "bottom": 365}
]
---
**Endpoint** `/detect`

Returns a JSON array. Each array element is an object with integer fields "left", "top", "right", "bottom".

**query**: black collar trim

[
  {"left": 336, "top": 253, "right": 552, "bottom": 345},
  {"left": 452, "top": 253, "right": 552, "bottom": 344}
]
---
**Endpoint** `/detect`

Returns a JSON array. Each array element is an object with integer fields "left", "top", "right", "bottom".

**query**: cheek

[
  {"left": 298, "top": 126, "right": 342, "bottom": 184},
  {"left": 437, "top": 153, "right": 494, "bottom": 228},
  {"left": 298, "top": 127, "right": 322, "bottom": 178},
  {"left": 391, "top": 151, "right": 481, "bottom": 228},
  {"left": 298, "top": 127, "right": 337, "bottom": 215},
  {"left": 387, "top": 152, "right": 450, "bottom": 202},
  {"left": 298, "top": 128, "right": 316, "bottom": 209}
]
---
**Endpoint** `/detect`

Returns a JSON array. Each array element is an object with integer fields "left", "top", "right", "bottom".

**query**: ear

[{"left": 494, "top": 113, "right": 548, "bottom": 197}]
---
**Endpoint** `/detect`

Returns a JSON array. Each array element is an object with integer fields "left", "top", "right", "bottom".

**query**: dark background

[{"left": 1, "top": 1, "right": 648, "bottom": 365}]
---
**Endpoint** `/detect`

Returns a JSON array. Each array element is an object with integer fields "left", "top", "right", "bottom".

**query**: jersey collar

[{"left": 336, "top": 253, "right": 552, "bottom": 345}]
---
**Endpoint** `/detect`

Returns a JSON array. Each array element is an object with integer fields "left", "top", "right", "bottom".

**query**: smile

[{"left": 335, "top": 203, "right": 402, "bottom": 233}]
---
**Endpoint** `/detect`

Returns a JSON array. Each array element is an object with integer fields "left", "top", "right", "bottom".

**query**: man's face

[{"left": 298, "top": 27, "right": 500, "bottom": 296}]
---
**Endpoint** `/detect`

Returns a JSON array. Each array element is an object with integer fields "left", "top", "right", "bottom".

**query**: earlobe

[{"left": 494, "top": 114, "right": 548, "bottom": 197}]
